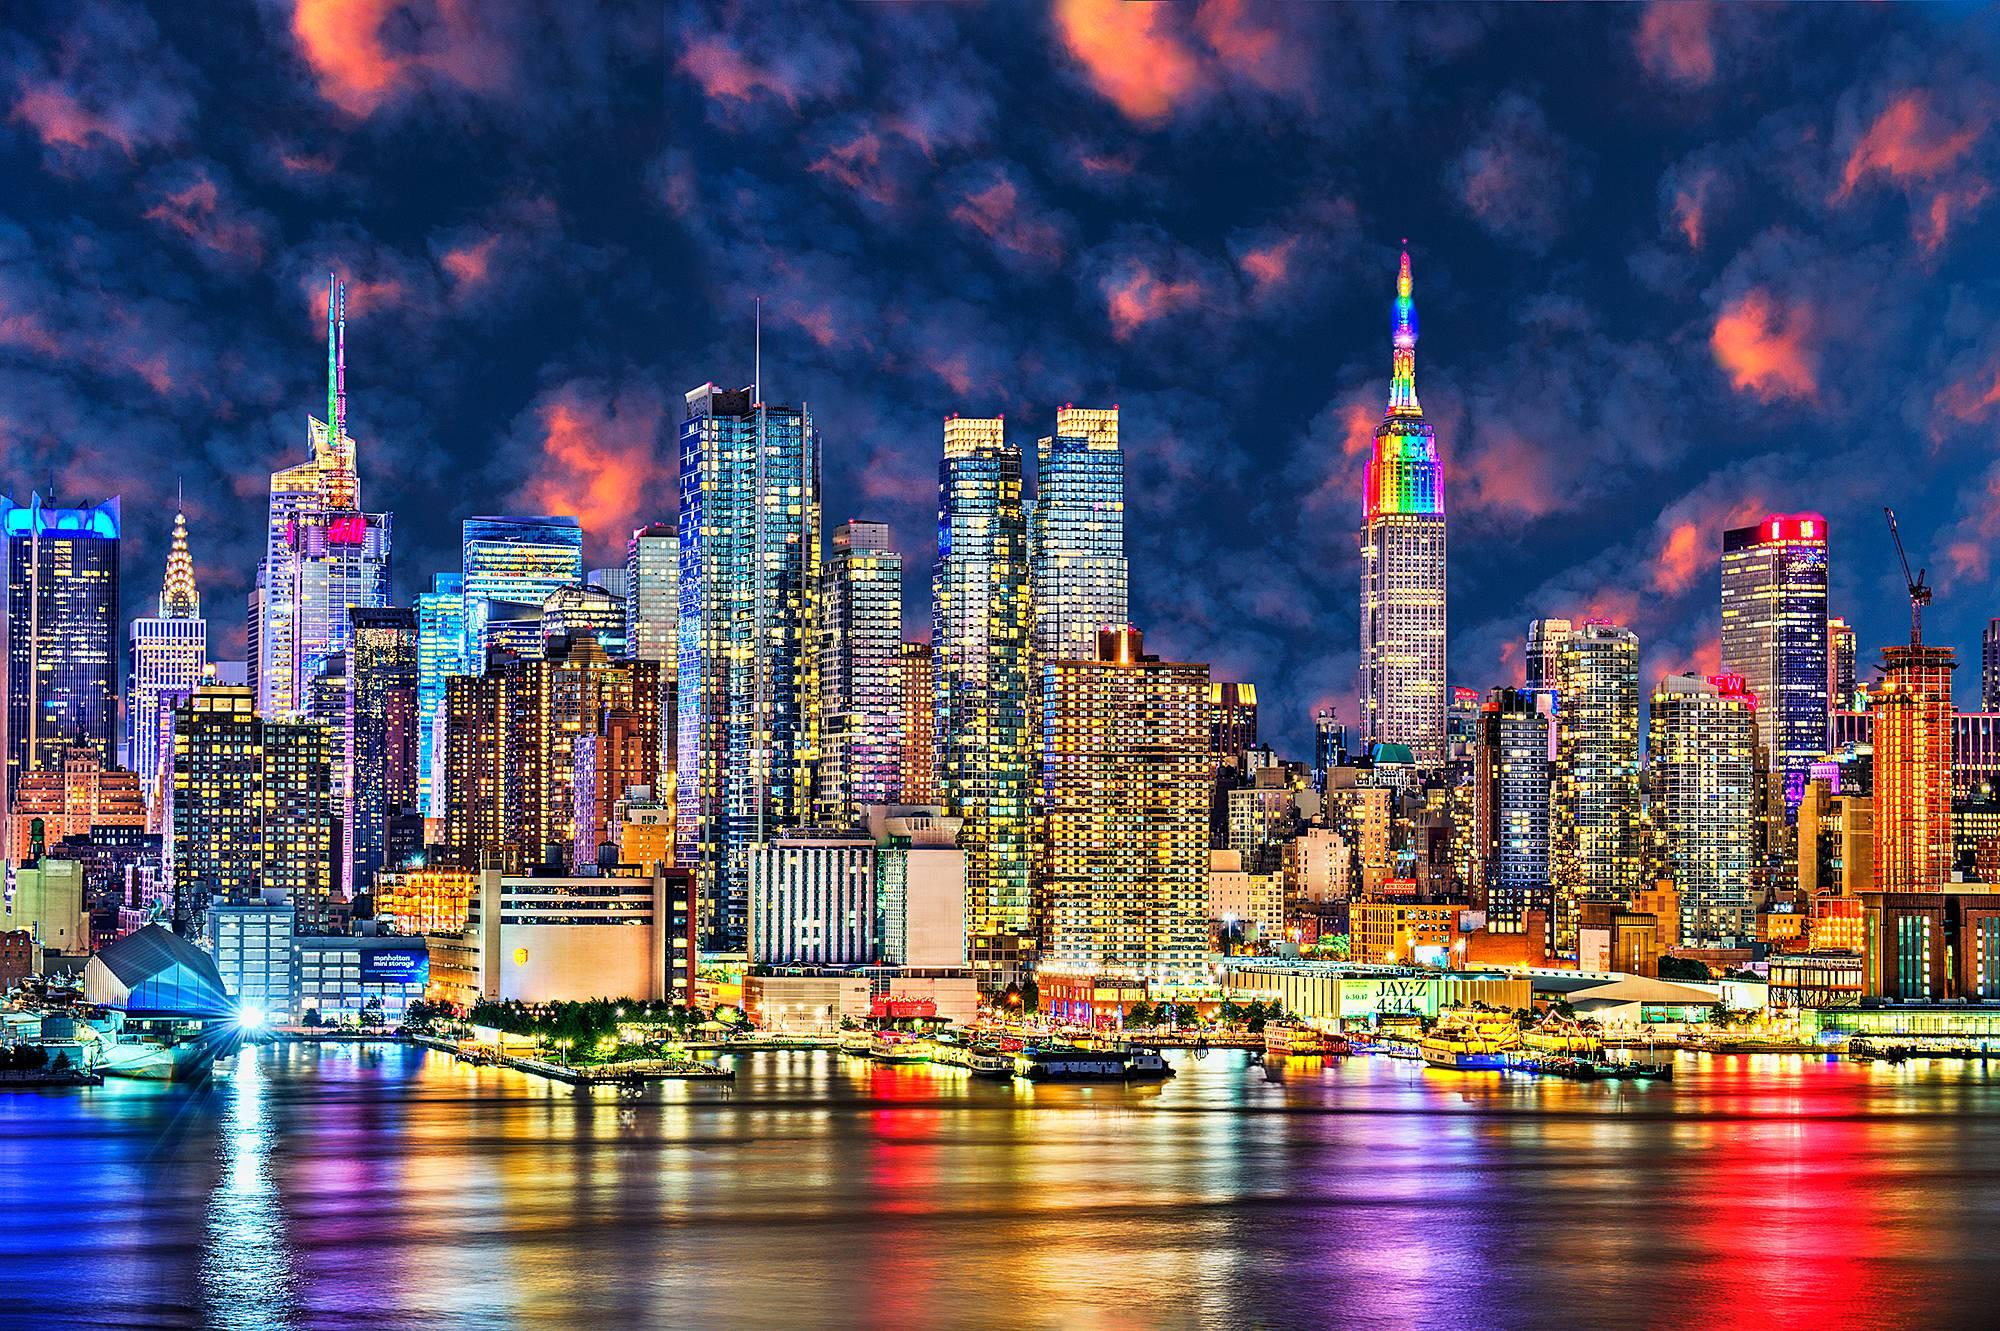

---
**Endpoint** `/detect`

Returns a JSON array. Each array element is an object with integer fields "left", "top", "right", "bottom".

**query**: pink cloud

[
  {"left": 308, "top": 274, "right": 408, "bottom": 321},
  {"left": 1671, "top": 169, "right": 1717, "bottom": 249},
  {"left": 1054, "top": 0, "right": 1205, "bottom": 124},
  {"left": 1835, "top": 91, "right": 1983, "bottom": 200},
  {"left": 290, "top": 0, "right": 504, "bottom": 117},
  {"left": 1238, "top": 236, "right": 1299, "bottom": 294},
  {"left": 1916, "top": 181, "right": 1992, "bottom": 254},
  {"left": 513, "top": 383, "right": 670, "bottom": 562},
  {"left": 678, "top": 34, "right": 802, "bottom": 108},
  {"left": 143, "top": 172, "right": 264, "bottom": 261},
  {"left": 1101, "top": 262, "right": 1206, "bottom": 341},
  {"left": 808, "top": 130, "right": 899, "bottom": 207},
  {"left": 1635, "top": 1, "right": 1716, "bottom": 87},
  {"left": 0, "top": 294, "right": 61, "bottom": 358},
  {"left": 440, "top": 233, "right": 500, "bottom": 288},
  {"left": 1711, "top": 290, "right": 1816, "bottom": 403},
  {"left": 8, "top": 82, "right": 135, "bottom": 157},
  {"left": 1653, "top": 522, "right": 1705, "bottom": 595},
  {"left": 1455, "top": 431, "right": 1568, "bottom": 523},
  {"left": 949, "top": 176, "right": 1066, "bottom": 265},
  {"left": 1939, "top": 354, "right": 2000, "bottom": 423}
]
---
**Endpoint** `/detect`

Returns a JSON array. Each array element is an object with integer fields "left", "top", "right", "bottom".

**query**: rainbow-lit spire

[
  {"left": 1387, "top": 242, "right": 1421, "bottom": 418},
  {"left": 160, "top": 508, "right": 200, "bottom": 619},
  {"left": 325, "top": 272, "right": 347, "bottom": 447}
]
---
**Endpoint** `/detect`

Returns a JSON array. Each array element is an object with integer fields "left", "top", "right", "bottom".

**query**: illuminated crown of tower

[
  {"left": 160, "top": 508, "right": 200, "bottom": 619},
  {"left": 1363, "top": 243, "right": 1443, "bottom": 519},
  {"left": 320, "top": 272, "right": 358, "bottom": 509},
  {"left": 1386, "top": 244, "right": 1421, "bottom": 418}
]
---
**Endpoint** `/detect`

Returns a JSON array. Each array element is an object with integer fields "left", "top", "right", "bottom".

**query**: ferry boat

[
  {"left": 1016, "top": 1044, "right": 1175, "bottom": 1082},
  {"left": 867, "top": 1031, "right": 932, "bottom": 1065},
  {"left": 838, "top": 1029, "right": 874, "bottom": 1056},
  {"left": 1419, "top": 1009, "right": 1521, "bottom": 1071},
  {"left": 1263, "top": 1022, "right": 1353, "bottom": 1058},
  {"left": 1521, "top": 1016, "right": 1603, "bottom": 1057}
]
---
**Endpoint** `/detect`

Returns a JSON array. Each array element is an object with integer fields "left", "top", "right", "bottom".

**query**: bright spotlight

[{"left": 236, "top": 1003, "right": 268, "bottom": 1031}]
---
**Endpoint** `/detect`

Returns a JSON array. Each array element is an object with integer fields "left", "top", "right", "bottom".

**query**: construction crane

[{"left": 1884, "top": 506, "right": 1931, "bottom": 646}]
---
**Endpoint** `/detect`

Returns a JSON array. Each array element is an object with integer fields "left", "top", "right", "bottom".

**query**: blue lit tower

[
  {"left": 1359, "top": 246, "right": 1447, "bottom": 767},
  {"left": 817, "top": 520, "right": 905, "bottom": 823},
  {"left": 414, "top": 572, "right": 465, "bottom": 818},
  {"left": 1, "top": 495, "right": 120, "bottom": 847},
  {"left": 933, "top": 415, "right": 1032, "bottom": 968},
  {"left": 1720, "top": 514, "right": 1830, "bottom": 803},
  {"left": 1030, "top": 406, "right": 1127, "bottom": 663},
  {"left": 460, "top": 515, "right": 583, "bottom": 667},
  {"left": 677, "top": 384, "right": 821, "bottom": 949},
  {"left": 345, "top": 605, "right": 418, "bottom": 899}
]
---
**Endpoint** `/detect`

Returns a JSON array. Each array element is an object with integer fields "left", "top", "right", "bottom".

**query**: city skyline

[{"left": 5, "top": 5, "right": 2000, "bottom": 759}]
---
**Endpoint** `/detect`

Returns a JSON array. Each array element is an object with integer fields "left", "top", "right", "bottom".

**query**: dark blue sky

[{"left": 4, "top": 1, "right": 2000, "bottom": 754}]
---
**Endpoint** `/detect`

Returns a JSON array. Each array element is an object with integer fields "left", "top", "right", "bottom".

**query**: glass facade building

[
  {"left": 461, "top": 515, "right": 583, "bottom": 669},
  {"left": 1029, "top": 406, "right": 1127, "bottom": 665},
  {"left": 1652, "top": 674, "right": 1758, "bottom": 946},
  {"left": 415, "top": 572, "right": 465, "bottom": 818},
  {"left": 676, "top": 385, "right": 820, "bottom": 949},
  {"left": 1, "top": 494, "right": 120, "bottom": 842},
  {"left": 346, "top": 607, "right": 418, "bottom": 899},
  {"left": 1720, "top": 514, "right": 1830, "bottom": 802},
  {"left": 624, "top": 523, "right": 679, "bottom": 664},
  {"left": 933, "top": 415, "right": 1032, "bottom": 948},
  {"left": 1472, "top": 687, "right": 1555, "bottom": 934},
  {"left": 1549, "top": 621, "right": 1641, "bottom": 949},
  {"left": 1359, "top": 250, "right": 1447, "bottom": 766},
  {"left": 817, "top": 520, "right": 904, "bottom": 823}
]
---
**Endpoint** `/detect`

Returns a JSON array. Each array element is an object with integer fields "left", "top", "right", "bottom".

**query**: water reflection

[{"left": 3, "top": 1047, "right": 2000, "bottom": 1329}]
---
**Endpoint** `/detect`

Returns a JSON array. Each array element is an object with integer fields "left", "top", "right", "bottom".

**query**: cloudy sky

[{"left": 4, "top": 1, "right": 1999, "bottom": 752}]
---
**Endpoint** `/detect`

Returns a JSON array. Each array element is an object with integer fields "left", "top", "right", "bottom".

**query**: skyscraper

[
  {"left": 253, "top": 277, "right": 392, "bottom": 717},
  {"left": 1359, "top": 248, "right": 1447, "bottom": 766},
  {"left": 415, "top": 572, "right": 465, "bottom": 819},
  {"left": 1720, "top": 514, "right": 1830, "bottom": 800},
  {"left": 1210, "top": 682, "right": 1258, "bottom": 765},
  {"left": 1829, "top": 616, "right": 1859, "bottom": 711},
  {"left": 1984, "top": 618, "right": 2000, "bottom": 714},
  {"left": 542, "top": 582, "right": 628, "bottom": 656},
  {"left": 127, "top": 509, "right": 206, "bottom": 811},
  {"left": 1875, "top": 639, "right": 1955, "bottom": 892},
  {"left": 1652, "top": 674, "right": 1757, "bottom": 946},
  {"left": 1525, "top": 618, "right": 1572, "bottom": 690},
  {"left": 169, "top": 685, "right": 332, "bottom": 936},
  {"left": 346, "top": 607, "right": 418, "bottom": 899},
  {"left": 1029, "top": 406, "right": 1127, "bottom": 664},
  {"left": 1036, "top": 627, "right": 1210, "bottom": 984},
  {"left": 625, "top": 522, "right": 679, "bottom": 664},
  {"left": 1, "top": 495, "right": 120, "bottom": 845},
  {"left": 817, "top": 520, "right": 904, "bottom": 823},
  {"left": 899, "top": 641, "right": 938, "bottom": 805},
  {"left": 1313, "top": 706, "right": 1349, "bottom": 787},
  {"left": 1472, "top": 687, "right": 1555, "bottom": 934},
  {"left": 933, "top": 414, "right": 1032, "bottom": 972},
  {"left": 1548, "top": 621, "right": 1640, "bottom": 949},
  {"left": 676, "top": 384, "right": 821, "bottom": 949},
  {"left": 461, "top": 515, "right": 583, "bottom": 668}
]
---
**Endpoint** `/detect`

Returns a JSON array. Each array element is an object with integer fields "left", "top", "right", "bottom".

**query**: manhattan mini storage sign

[{"left": 361, "top": 947, "right": 430, "bottom": 986}]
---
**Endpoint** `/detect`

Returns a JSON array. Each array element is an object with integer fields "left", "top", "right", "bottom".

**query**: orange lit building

[
  {"left": 1351, "top": 899, "right": 1467, "bottom": 966},
  {"left": 898, "top": 641, "right": 937, "bottom": 805},
  {"left": 1810, "top": 896, "right": 1865, "bottom": 952},
  {"left": 1873, "top": 642, "right": 1955, "bottom": 891},
  {"left": 5, "top": 741, "right": 145, "bottom": 862},
  {"left": 374, "top": 866, "right": 479, "bottom": 936}
]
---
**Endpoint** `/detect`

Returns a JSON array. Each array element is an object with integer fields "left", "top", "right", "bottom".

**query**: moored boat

[
  {"left": 1419, "top": 1009, "right": 1521, "bottom": 1071},
  {"left": 868, "top": 1031, "right": 931, "bottom": 1064},
  {"left": 1522, "top": 1016, "right": 1603, "bottom": 1057},
  {"left": 1263, "top": 1022, "right": 1353, "bottom": 1058},
  {"left": 1016, "top": 1043, "right": 1175, "bottom": 1082}
]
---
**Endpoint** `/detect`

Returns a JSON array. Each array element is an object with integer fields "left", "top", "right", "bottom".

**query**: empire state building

[{"left": 1358, "top": 246, "right": 1447, "bottom": 767}]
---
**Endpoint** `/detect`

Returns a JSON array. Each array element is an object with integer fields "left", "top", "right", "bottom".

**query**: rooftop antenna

[
  {"left": 754, "top": 295, "right": 762, "bottom": 406},
  {"left": 1884, "top": 506, "right": 1931, "bottom": 646}
]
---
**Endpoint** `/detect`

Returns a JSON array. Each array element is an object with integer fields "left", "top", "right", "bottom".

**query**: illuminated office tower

[
  {"left": 625, "top": 523, "right": 678, "bottom": 664},
  {"left": 542, "top": 583, "right": 627, "bottom": 656},
  {"left": 676, "top": 384, "right": 821, "bottom": 949},
  {"left": 586, "top": 566, "right": 630, "bottom": 601},
  {"left": 1525, "top": 618, "right": 1572, "bottom": 690},
  {"left": 461, "top": 515, "right": 582, "bottom": 668},
  {"left": 1548, "top": 621, "right": 1640, "bottom": 949},
  {"left": 1829, "top": 617, "right": 1859, "bottom": 711},
  {"left": 169, "top": 686, "right": 332, "bottom": 937},
  {"left": 1652, "top": 674, "right": 1758, "bottom": 946},
  {"left": 1472, "top": 688, "right": 1555, "bottom": 933},
  {"left": 1036, "top": 627, "right": 1209, "bottom": 984},
  {"left": 933, "top": 414, "right": 1032, "bottom": 965},
  {"left": 254, "top": 277, "right": 393, "bottom": 716},
  {"left": 444, "top": 633, "right": 663, "bottom": 873},
  {"left": 817, "top": 521, "right": 904, "bottom": 823},
  {"left": 1874, "top": 637, "right": 1955, "bottom": 892},
  {"left": 1, "top": 495, "right": 119, "bottom": 845},
  {"left": 346, "top": 607, "right": 418, "bottom": 899},
  {"left": 900, "top": 641, "right": 938, "bottom": 804},
  {"left": 1984, "top": 618, "right": 2000, "bottom": 714},
  {"left": 1210, "top": 682, "right": 1258, "bottom": 764},
  {"left": 1720, "top": 514, "right": 1829, "bottom": 798},
  {"left": 1029, "top": 406, "right": 1127, "bottom": 664},
  {"left": 415, "top": 573, "right": 465, "bottom": 819},
  {"left": 1359, "top": 248, "right": 1447, "bottom": 766},
  {"left": 127, "top": 509, "right": 206, "bottom": 811}
]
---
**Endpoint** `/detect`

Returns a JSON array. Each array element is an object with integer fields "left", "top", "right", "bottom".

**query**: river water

[{"left": 2, "top": 1044, "right": 1997, "bottom": 1330}]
